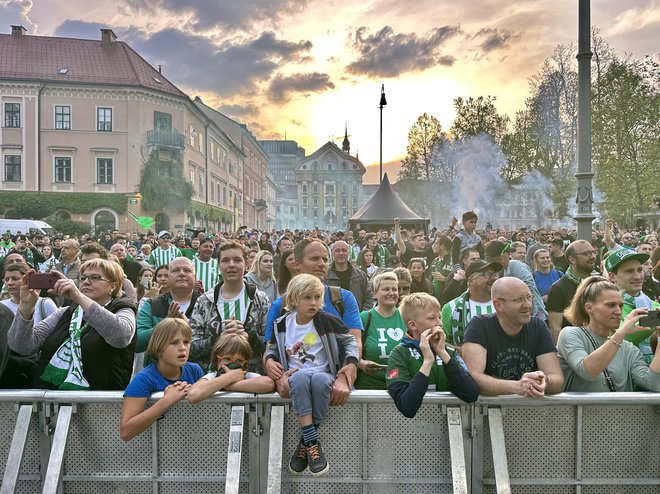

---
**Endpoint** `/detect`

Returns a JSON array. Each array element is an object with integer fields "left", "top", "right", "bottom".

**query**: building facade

[{"left": 0, "top": 26, "right": 269, "bottom": 234}]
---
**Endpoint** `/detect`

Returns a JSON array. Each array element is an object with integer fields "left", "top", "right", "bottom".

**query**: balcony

[
  {"left": 255, "top": 199, "right": 267, "bottom": 210},
  {"left": 146, "top": 129, "right": 185, "bottom": 150}
]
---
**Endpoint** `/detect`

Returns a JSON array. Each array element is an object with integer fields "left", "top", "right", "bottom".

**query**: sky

[{"left": 1, "top": 0, "right": 659, "bottom": 183}]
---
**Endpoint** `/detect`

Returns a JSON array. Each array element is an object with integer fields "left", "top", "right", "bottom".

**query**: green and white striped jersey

[
  {"left": 216, "top": 286, "right": 250, "bottom": 323},
  {"left": 148, "top": 246, "right": 183, "bottom": 268},
  {"left": 193, "top": 257, "right": 219, "bottom": 292}
]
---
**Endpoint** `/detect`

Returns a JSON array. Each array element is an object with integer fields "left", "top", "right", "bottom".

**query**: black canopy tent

[{"left": 348, "top": 174, "right": 430, "bottom": 234}]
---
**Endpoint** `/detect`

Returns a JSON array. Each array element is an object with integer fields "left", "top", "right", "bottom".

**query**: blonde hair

[
  {"left": 210, "top": 332, "right": 251, "bottom": 371},
  {"left": 146, "top": 318, "right": 192, "bottom": 361},
  {"left": 248, "top": 250, "right": 275, "bottom": 281},
  {"left": 399, "top": 292, "right": 441, "bottom": 327},
  {"left": 80, "top": 258, "right": 125, "bottom": 297},
  {"left": 285, "top": 273, "right": 324, "bottom": 311},
  {"left": 372, "top": 271, "right": 398, "bottom": 292},
  {"left": 563, "top": 275, "right": 619, "bottom": 326}
]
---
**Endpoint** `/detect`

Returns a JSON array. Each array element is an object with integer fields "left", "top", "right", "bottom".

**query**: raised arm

[{"left": 394, "top": 217, "right": 406, "bottom": 255}]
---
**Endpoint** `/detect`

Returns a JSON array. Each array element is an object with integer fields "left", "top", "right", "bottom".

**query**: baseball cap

[
  {"left": 466, "top": 260, "right": 503, "bottom": 279},
  {"left": 485, "top": 240, "right": 515, "bottom": 259},
  {"left": 158, "top": 230, "right": 171, "bottom": 239},
  {"left": 604, "top": 248, "right": 649, "bottom": 273}
]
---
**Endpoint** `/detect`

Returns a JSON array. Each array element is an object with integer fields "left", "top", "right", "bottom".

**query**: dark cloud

[
  {"left": 473, "top": 28, "right": 519, "bottom": 52},
  {"left": 346, "top": 25, "right": 460, "bottom": 77},
  {"left": 122, "top": 29, "right": 313, "bottom": 97},
  {"left": 217, "top": 102, "right": 259, "bottom": 118},
  {"left": 268, "top": 72, "right": 335, "bottom": 102},
  {"left": 125, "top": 0, "right": 309, "bottom": 31}
]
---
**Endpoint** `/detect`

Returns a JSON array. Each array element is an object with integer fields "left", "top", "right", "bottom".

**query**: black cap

[
  {"left": 466, "top": 260, "right": 503, "bottom": 279},
  {"left": 485, "top": 240, "right": 514, "bottom": 259}
]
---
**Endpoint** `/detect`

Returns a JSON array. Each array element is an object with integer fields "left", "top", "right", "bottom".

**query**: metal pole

[
  {"left": 379, "top": 84, "right": 387, "bottom": 185},
  {"left": 575, "top": 0, "right": 596, "bottom": 240}
]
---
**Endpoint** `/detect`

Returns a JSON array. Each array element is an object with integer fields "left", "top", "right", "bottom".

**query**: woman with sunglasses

[{"left": 8, "top": 258, "right": 137, "bottom": 390}]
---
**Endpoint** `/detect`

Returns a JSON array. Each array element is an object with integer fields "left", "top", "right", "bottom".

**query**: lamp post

[{"left": 379, "top": 84, "right": 387, "bottom": 184}]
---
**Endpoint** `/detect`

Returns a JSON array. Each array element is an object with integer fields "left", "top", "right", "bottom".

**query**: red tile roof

[{"left": 0, "top": 31, "right": 187, "bottom": 99}]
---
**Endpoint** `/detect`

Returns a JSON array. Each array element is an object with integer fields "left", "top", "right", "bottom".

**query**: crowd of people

[{"left": 0, "top": 213, "right": 658, "bottom": 476}]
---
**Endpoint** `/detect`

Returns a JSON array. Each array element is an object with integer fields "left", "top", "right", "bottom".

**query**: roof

[
  {"left": 0, "top": 31, "right": 187, "bottom": 98},
  {"left": 296, "top": 141, "right": 365, "bottom": 172},
  {"left": 350, "top": 173, "right": 426, "bottom": 222}
]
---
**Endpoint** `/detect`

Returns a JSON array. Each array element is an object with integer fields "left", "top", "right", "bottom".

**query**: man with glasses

[
  {"left": 441, "top": 259, "right": 502, "bottom": 353},
  {"left": 462, "top": 277, "right": 564, "bottom": 398},
  {"left": 526, "top": 228, "right": 549, "bottom": 268},
  {"left": 148, "top": 231, "right": 182, "bottom": 268},
  {"left": 546, "top": 240, "right": 597, "bottom": 342}
]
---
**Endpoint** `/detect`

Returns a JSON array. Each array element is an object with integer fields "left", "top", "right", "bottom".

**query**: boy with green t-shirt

[{"left": 386, "top": 293, "right": 479, "bottom": 418}]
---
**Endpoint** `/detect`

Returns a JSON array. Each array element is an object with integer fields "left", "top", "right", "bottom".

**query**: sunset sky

[{"left": 1, "top": 0, "right": 658, "bottom": 183}]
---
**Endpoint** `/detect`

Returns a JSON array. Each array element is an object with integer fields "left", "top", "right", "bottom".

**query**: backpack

[{"left": 279, "top": 285, "right": 344, "bottom": 318}]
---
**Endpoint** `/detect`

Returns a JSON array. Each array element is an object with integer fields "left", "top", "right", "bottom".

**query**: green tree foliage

[
  {"left": 450, "top": 96, "right": 510, "bottom": 143},
  {"left": 399, "top": 113, "right": 447, "bottom": 182},
  {"left": 44, "top": 218, "right": 92, "bottom": 237},
  {"left": 592, "top": 58, "right": 660, "bottom": 222},
  {"left": 0, "top": 192, "right": 127, "bottom": 219},
  {"left": 138, "top": 150, "right": 194, "bottom": 212}
]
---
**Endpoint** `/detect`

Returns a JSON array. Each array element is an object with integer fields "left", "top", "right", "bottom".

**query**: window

[
  {"left": 154, "top": 111, "right": 172, "bottom": 131},
  {"left": 302, "top": 208, "right": 308, "bottom": 218},
  {"left": 325, "top": 184, "right": 334, "bottom": 194},
  {"left": 97, "top": 158, "right": 113, "bottom": 184},
  {"left": 223, "top": 186, "right": 227, "bottom": 205},
  {"left": 302, "top": 184, "right": 307, "bottom": 194},
  {"left": 199, "top": 174, "right": 204, "bottom": 196},
  {"left": 97, "top": 108, "right": 112, "bottom": 131},
  {"left": 55, "top": 105, "right": 71, "bottom": 130},
  {"left": 4, "top": 103, "right": 20, "bottom": 128},
  {"left": 55, "top": 157, "right": 72, "bottom": 183},
  {"left": 4, "top": 155, "right": 21, "bottom": 182}
]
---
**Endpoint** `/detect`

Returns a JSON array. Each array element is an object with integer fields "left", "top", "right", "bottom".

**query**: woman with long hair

[
  {"left": 408, "top": 258, "right": 433, "bottom": 295},
  {"left": 277, "top": 249, "right": 298, "bottom": 295},
  {"left": 245, "top": 250, "right": 278, "bottom": 302}
]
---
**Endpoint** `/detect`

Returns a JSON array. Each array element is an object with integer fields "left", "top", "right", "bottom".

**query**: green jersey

[
  {"left": 441, "top": 292, "right": 495, "bottom": 346},
  {"left": 148, "top": 246, "right": 182, "bottom": 268},
  {"left": 355, "top": 308, "right": 406, "bottom": 390},
  {"left": 386, "top": 339, "right": 452, "bottom": 391},
  {"left": 193, "top": 258, "right": 220, "bottom": 292},
  {"left": 621, "top": 291, "right": 659, "bottom": 365},
  {"left": 217, "top": 285, "right": 250, "bottom": 323}
]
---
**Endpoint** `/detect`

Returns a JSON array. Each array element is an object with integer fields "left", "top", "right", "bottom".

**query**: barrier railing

[{"left": 0, "top": 391, "right": 658, "bottom": 494}]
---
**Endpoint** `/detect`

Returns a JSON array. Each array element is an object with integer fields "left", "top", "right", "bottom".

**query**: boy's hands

[
  {"left": 419, "top": 328, "right": 435, "bottom": 362},
  {"left": 265, "top": 358, "right": 284, "bottom": 380}
]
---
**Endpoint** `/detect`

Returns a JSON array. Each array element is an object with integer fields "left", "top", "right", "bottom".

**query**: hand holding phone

[
  {"left": 640, "top": 310, "right": 660, "bottom": 328},
  {"left": 28, "top": 272, "right": 59, "bottom": 290}
]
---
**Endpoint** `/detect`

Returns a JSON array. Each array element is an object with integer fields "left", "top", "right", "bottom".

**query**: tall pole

[
  {"left": 379, "top": 84, "right": 387, "bottom": 184},
  {"left": 575, "top": 0, "right": 596, "bottom": 240}
]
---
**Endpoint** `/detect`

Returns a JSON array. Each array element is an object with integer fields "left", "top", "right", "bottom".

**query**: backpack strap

[{"left": 328, "top": 285, "right": 344, "bottom": 318}]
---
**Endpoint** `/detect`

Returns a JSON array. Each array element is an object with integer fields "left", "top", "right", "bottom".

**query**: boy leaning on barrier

[
  {"left": 386, "top": 293, "right": 479, "bottom": 418},
  {"left": 264, "top": 274, "right": 359, "bottom": 476}
]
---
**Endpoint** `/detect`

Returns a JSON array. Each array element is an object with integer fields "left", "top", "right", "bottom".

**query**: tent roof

[{"left": 350, "top": 173, "right": 425, "bottom": 222}]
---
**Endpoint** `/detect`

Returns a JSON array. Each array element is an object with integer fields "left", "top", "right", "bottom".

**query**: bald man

[
  {"left": 461, "top": 277, "right": 564, "bottom": 398},
  {"left": 326, "top": 240, "right": 373, "bottom": 311}
]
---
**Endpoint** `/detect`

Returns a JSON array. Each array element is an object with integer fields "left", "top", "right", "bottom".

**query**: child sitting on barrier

[
  {"left": 187, "top": 331, "right": 275, "bottom": 403},
  {"left": 120, "top": 318, "right": 203, "bottom": 441},
  {"left": 264, "top": 274, "right": 359, "bottom": 477},
  {"left": 387, "top": 293, "right": 479, "bottom": 418}
]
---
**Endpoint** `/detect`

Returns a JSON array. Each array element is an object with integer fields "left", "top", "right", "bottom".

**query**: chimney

[
  {"left": 11, "top": 25, "right": 27, "bottom": 36},
  {"left": 100, "top": 28, "right": 117, "bottom": 47}
]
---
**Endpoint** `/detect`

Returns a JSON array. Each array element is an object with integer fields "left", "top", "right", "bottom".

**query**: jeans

[{"left": 288, "top": 370, "right": 334, "bottom": 424}]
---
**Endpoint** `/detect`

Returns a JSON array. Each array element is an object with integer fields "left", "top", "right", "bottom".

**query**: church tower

[{"left": 342, "top": 123, "right": 350, "bottom": 154}]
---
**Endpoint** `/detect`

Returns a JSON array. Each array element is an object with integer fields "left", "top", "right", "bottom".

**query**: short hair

[
  {"left": 533, "top": 249, "right": 550, "bottom": 263},
  {"left": 293, "top": 238, "right": 327, "bottom": 263},
  {"left": 563, "top": 275, "right": 619, "bottom": 326},
  {"left": 565, "top": 240, "right": 589, "bottom": 261},
  {"left": 462, "top": 248, "right": 479, "bottom": 261},
  {"left": 399, "top": 292, "right": 441, "bottom": 326},
  {"left": 393, "top": 267, "right": 412, "bottom": 284},
  {"left": 3, "top": 262, "right": 28, "bottom": 277},
  {"left": 285, "top": 273, "right": 324, "bottom": 311},
  {"left": 218, "top": 240, "right": 248, "bottom": 261},
  {"left": 462, "top": 210, "right": 478, "bottom": 223},
  {"left": 372, "top": 271, "right": 398, "bottom": 292},
  {"left": 510, "top": 241, "right": 527, "bottom": 251},
  {"left": 434, "top": 235, "right": 452, "bottom": 251},
  {"left": 210, "top": 332, "right": 252, "bottom": 371},
  {"left": 146, "top": 318, "right": 192, "bottom": 361},
  {"left": 80, "top": 243, "right": 109, "bottom": 259},
  {"left": 79, "top": 258, "right": 125, "bottom": 297},
  {"left": 550, "top": 238, "right": 564, "bottom": 249}
]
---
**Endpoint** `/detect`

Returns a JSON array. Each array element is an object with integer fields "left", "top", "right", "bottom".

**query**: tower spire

[{"left": 342, "top": 122, "right": 350, "bottom": 154}]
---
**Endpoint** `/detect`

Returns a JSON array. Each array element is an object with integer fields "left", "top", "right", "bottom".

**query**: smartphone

[
  {"left": 139, "top": 276, "right": 151, "bottom": 289},
  {"left": 28, "top": 272, "right": 59, "bottom": 290},
  {"left": 640, "top": 310, "right": 660, "bottom": 328}
]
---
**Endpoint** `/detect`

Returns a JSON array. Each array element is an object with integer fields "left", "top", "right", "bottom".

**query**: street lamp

[{"left": 379, "top": 84, "right": 387, "bottom": 184}]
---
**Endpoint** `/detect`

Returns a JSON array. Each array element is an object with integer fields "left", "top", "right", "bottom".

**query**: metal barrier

[{"left": 0, "top": 391, "right": 658, "bottom": 494}]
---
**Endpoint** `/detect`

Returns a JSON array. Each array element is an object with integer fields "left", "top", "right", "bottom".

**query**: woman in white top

[{"left": 39, "top": 245, "right": 58, "bottom": 272}]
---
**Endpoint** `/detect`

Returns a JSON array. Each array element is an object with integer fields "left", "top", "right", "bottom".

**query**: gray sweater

[{"left": 557, "top": 326, "right": 660, "bottom": 392}]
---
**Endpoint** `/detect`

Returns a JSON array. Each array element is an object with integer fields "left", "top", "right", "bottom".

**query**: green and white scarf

[
  {"left": 564, "top": 266, "right": 582, "bottom": 286},
  {"left": 40, "top": 305, "right": 90, "bottom": 390}
]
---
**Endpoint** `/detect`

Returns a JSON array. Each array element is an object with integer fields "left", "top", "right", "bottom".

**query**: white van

[{"left": 0, "top": 219, "right": 56, "bottom": 236}]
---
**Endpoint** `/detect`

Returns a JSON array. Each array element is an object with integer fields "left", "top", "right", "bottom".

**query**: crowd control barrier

[{"left": 0, "top": 390, "right": 658, "bottom": 494}]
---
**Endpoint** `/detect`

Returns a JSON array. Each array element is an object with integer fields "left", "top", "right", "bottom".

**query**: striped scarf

[{"left": 40, "top": 305, "right": 90, "bottom": 390}]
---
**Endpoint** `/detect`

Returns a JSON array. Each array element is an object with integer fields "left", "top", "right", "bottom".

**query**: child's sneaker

[
  {"left": 289, "top": 439, "right": 308, "bottom": 473},
  {"left": 306, "top": 440, "right": 329, "bottom": 476}
]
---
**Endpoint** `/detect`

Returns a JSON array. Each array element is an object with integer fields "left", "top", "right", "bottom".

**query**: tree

[
  {"left": 399, "top": 113, "right": 447, "bottom": 182},
  {"left": 450, "top": 96, "right": 510, "bottom": 143},
  {"left": 138, "top": 150, "right": 194, "bottom": 212}
]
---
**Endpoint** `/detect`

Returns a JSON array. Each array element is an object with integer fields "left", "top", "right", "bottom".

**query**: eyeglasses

[
  {"left": 497, "top": 294, "right": 533, "bottom": 304},
  {"left": 473, "top": 271, "right": 499, "bottom": 280},
  {"left": 79, "top": 274, "right": 111, "bottom": 283},
  {"left": 574, "top": 250, "right": 597, "bottom": 257}
]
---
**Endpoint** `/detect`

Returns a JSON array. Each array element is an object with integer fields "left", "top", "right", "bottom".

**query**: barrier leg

[
  {"left": 446, "top": 406, "right": 468, "bottom": 494},
  {"left": 266, "top": 405, "right": 285, "bottom": 494},
  {"left": 487, "top": 407, "right": 511, "bottom": 494},
  {"left": 42, "top": 405, "right": 73, "bottom": 494},
  {"left": 225, "top": 405, "right": 245, "bottom": 494},
  {"left": 0, "top": 404, "right": 34, "bottom": 494}
]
